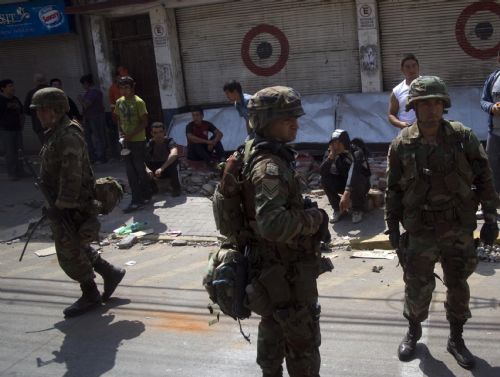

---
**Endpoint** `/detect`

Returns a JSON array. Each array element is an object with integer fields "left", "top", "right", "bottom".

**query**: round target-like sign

[
  {"left": 241, "top": 24, "right": 289, "bottom": 76},
  {"left": 455, "top": 2, "right": 500, "bottom": 59}
]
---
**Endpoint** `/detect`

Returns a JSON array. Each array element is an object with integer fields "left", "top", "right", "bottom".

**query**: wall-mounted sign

[
  {"left": 0, "top": 0, "right": 69, "bottom": 41},
  {"left": 357, "top": 3, "right": 375, "bottom": 30}
]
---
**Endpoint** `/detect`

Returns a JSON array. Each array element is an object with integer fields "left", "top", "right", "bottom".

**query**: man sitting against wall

[
  {"left": 185, "top": 107, "right": 225, "bottom": 167},
  {"left": 145, "top": 122, "right": 181, "bottom": 197}
]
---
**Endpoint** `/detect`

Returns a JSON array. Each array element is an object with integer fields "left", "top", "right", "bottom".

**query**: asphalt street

[{"left": 0, "top": 162, "right": 499, "bottom": 377}]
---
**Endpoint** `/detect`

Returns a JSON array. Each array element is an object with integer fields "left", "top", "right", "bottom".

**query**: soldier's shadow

[
  {"left": 414, "top": 344, "right": 456, "bottom": 376},
  {"left": 36, "top": 299, "right": 145, "bottom": 377},
  {"left": 415, "top": 344, "right": 500, "bottom": 377}
]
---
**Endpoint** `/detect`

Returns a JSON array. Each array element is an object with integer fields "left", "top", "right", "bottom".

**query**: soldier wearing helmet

[
  {"left": 241, "top": 86, "right": 328, "bottom": 377},
  {"left": 32, "top": 87, "right": 126, "bottom": 318},
  {"left": 320, "top": 129, "right": 371, "bottom": 224},
  {"left": 385, "top": 76, "right": 498, "bottom": 369}
]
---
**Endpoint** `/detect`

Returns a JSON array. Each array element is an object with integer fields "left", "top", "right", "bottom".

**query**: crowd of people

[{"left": 1, "top": 50, "right": 500, "bottom": 376}]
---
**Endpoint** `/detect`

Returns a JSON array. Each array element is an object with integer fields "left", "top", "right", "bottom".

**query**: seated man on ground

[
  {"left": 185, "top": 107, "right": 224, "bottom": 166},
  {"left": 145, "top": 122, "right": 181, "bottom": 196},
  {"left": 320, "top": 129, "right": 371, "bottom": 224}
]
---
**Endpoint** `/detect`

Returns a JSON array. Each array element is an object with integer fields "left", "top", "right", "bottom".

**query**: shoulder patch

[
  {"left": 265, "top": 162, "right": 280, "bottom": 176},
  {"left": 262, "top": 178, "right": 280, "bottom": 200}
]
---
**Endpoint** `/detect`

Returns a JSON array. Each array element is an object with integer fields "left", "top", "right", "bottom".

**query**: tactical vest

[
  {"left": 397, "top": 121, "right": 478, "bottom": 233},
  {"left": 40, "top": 118, "right": 96, "bottom": 208}
]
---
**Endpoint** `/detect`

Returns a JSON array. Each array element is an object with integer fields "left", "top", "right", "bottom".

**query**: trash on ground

[
  {"left": 113, "top": 221, "right": 148, "bottom": 236},
  {"left": 172, "top": 239, "right": 188, "bottom": 246},
  {"left": 125, "top": 260, "right": 136, "bottom": 266},
  {"left": 372, "top": 265, "right": 383, "bottom": 273},
  {"left": 117, "top": 235, "right": 138, "bottom": 249},
  {"left": 477, "top": 244, "right": 500, "bottom": 262},
  {"left": 351, "top": 250, "right": 395, "bottom": 260},
  {"left": 35, "top": 246, "right": 56, "bottom": 257},
  {"left": 165, "top": 230, "right": 182, "bottom": 236},
  {"left": 99, "top": 239, "right": 110, "bottom": 246}
]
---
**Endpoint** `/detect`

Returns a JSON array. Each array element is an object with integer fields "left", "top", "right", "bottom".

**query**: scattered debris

[
  {"left": 117, "top": 235, "right": 138, "bottom": 249},
  {"left": 99, "top": 239, "right": 110, "bottom": 246},
  {"left": 477, "top": 244, "right": 500, "bottom": 263},
  {"left": 172, "top": 239, "right": 188, "bottom": 246},
  {"left": 372, "top": 265, "right": 383, "bottom": 273},
  {"left": 114, "top": 222, "right": 148, "bottom": 236},
  {"left": 35, "top": 246, "right": 56, "bottom": 257},
  {"left": 351, "top": 250, "right": 395, "bottom": 260},
  {"left": 125, "top": 260, "right": 136, "bottom": 266}
]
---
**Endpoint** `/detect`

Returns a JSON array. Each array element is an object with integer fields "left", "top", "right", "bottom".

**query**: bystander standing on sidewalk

[
  {"left": 78, "top": 74, "right": 107, "bottom": 164},
  {"left": 114, "top": 76, "right": 152, "bottom": 212},
  {"left": 481, "top": 49, "right": 500, "bottom": 196},
  {"left": 24, "top": 73, "right": 48, "bottom": 145},
  {"left": 49, "top": 78, "right": 81, "bottom": 122},
  {"left": 388, "top": 54, "right": 420, "bottom": 129},
  {"left": 0, "top": 79, "right": 26, "bottom": 180}
]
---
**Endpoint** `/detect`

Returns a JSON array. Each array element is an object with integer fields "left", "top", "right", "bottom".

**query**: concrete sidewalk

[{"left": 0, "top": 158, "right": 490, "bottom": 250}]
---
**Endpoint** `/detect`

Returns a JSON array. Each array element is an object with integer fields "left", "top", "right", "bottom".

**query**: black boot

[
  {"left": 398, "top": 321, "right": 422, "bottom": 361},
  {"left": 447, "top": 322, "right": 475, "bottom": 370},
  {"left": 93, "top": 256, "right": 126, "bottom": 302},
  {"left": 63, "top": 280, "right": 102, "bottom": 318}
]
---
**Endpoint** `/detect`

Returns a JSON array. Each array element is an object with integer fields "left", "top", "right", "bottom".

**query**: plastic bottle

[{"left": 115, "top": 221, "right": 147, "bottom": 236}]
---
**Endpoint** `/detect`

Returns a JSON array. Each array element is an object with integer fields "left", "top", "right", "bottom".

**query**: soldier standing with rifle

[
  {"left": 242, "top": 86, "right": 329, "bottom": 377},
  {"left": 385, "top": 76, "right": 499, "bottom": 369},
  {"left": 29, "top": 87, "right": 126, "bottom": 318}
]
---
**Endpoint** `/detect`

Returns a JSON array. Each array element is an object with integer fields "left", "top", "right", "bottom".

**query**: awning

[{"left": 65, "top": 0, "right": 158, "bottom": 14}]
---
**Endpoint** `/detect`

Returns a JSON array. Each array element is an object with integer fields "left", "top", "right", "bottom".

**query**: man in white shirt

[{"left": 388, "top": 54, "right": 420, "bottom": 129}]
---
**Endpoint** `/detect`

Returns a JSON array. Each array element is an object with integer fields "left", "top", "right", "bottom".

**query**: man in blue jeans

[
  {"left": 0, "top": 79, "right": 26, "bottom": 180},
  {"left": 481, "top": 50, "right": 500, "bottom": 196},
  {"left": 114, "top": 76, "right": 152, "bottom": 212}
]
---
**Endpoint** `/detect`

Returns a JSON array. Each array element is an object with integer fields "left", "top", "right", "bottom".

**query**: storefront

[
  {"left": 379, "top": 0, "right": 500, "bottom": 90},
  {"left": 0, "top": 0, "right": 87, "bottom": 152},
  {"left": 176, "top": 0, "right": 361, "bottom": 104}
]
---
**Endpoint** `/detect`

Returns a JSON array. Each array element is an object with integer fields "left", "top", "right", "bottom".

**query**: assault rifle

[{"left": 19, "top": 151, "right": 78, "bottom": 262}]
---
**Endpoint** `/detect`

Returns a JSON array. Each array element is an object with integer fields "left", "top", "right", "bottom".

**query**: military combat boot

[
  {"left": 93, "top": 256, "right": 126, "bottom": 302},
  {"left": 398, "top": 321, "right": 422, "bottom": 361},
  {"left": 63, "top": 280, "right": 102, "bottom": 318},
  {"left": 447, "top": 321, "right": 475, "bottom": 370}
]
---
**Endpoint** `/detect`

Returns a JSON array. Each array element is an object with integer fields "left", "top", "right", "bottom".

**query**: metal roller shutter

[
  {"left": 0, "top": 34, "right": 85, "bottom": 152},
  {"left": 379, "top": 0, "right": 500, "bottom": 90},
  {"left": 176, "top": 0, "right": 360, "bottom": 105}
]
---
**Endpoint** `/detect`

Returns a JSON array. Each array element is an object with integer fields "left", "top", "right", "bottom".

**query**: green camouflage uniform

[
  {"left": 243, "top": 86, "right": 324, "bottom": 377},
  {"left": 40, "top": 115, "right": 100, "bottom": 283},
  {"left": 386, "top": 120, "right": 497, "bottom": 323}
]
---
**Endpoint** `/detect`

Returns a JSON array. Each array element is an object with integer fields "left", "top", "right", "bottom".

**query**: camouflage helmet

[
  {"left": 406, "top": 76, "right": 451, "bottom": 111},
  {"left": 247, "top": 86, "right": 305, "bottom": 133},
  {"left": 330, "top": 129, "right": 350, "bottom": 148},
  {"left": 30, "top": 87, "right": 70, "bottom": 113}
]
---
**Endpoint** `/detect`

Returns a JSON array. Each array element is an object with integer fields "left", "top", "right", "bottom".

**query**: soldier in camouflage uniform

[
  {"left": 242, "top": 86, "right": 329, "bottom": 377},
  {"left": 385, "top": 76, "right": 499, "bottom": 369},
  {"left": 30, "top": 87, "right": 126, "bottom": 318}
]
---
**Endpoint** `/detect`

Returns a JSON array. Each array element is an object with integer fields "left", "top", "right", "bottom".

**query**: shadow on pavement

[
  {"left": 331, "top": 207, "right": 386, "bottom": 238},
  {"left": 36, "top": 299, "right": 144, "bottom": 377},
  {"left": 415, "top": 343, "right": 455, "bottom": 376}
]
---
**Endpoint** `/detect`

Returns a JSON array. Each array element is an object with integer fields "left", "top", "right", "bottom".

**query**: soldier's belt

[{"left": 421, "top": 207, "right": 456, "bottom": 224}]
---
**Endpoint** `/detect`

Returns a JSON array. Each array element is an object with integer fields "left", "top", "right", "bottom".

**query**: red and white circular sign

[{"left": 241, "top": 24, "right": 289, "bottom": 77}]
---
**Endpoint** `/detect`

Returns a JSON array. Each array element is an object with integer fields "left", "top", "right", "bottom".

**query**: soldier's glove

[
  {"left": 480, "top": 221, "right": 499, "bottom": 246},
  {"left": 385, "top": 220, "right": 400, "bottom": 250},
  {"left": 315, "top": 209, "right": 330, "bottom": 243}
]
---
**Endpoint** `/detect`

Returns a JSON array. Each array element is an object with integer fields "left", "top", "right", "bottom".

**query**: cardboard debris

[
  {"left": 117, "top": 235, "right": 137, "bottom": 249},
  {"left": 35, "top": 246, "right": 56, "bottom": 257},
  {"left": 351, "top": 250, "right": 395, "bottom": 260}
]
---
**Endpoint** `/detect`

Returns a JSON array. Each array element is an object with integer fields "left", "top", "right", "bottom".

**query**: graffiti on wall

[
  {"left": 157, "top": 63, "right": 173, "bottom": 93},
  {"left": 360, "top": 44, "right": 378, "bottom": 74}
]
